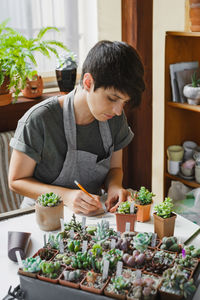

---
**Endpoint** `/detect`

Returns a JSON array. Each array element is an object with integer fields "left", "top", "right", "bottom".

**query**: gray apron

[
  {"left": 21, "top": 91, "right": 114, "bottom": 208},
  {"left": 52, "top": 90, "right": 114, "bottom": 195}
]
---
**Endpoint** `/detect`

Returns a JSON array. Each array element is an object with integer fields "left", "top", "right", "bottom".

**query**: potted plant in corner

[
  {"left": 153, "top": 197, "right": 177, "bottom": 239},
  {"left": 55, "top": 51, "right": 77, "bottom": 93},
  {"left": 133, "top": 186, "right": 155, "bottom": 222},
  {"left": 115, "top": 201, "right": 137, "bottom": 233},
  {"left": 183, "top": 70, "right": 200, "bottom": 105},
  {"left": 0, "top": 19, "right": 71, "bottom": 104},
  {"left": 35, "top": 192, "right": 64, "bottom": 231}
]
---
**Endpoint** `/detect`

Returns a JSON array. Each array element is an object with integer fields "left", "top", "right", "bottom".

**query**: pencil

[{"left": 74, "top": 180, "right": 95, "bottom": 199}]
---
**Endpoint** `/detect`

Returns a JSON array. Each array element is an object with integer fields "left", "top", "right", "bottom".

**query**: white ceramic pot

[{"left": 183, "top": 84, "right": 200, "bottom": 105}]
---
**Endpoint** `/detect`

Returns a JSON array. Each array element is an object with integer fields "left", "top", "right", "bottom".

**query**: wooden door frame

[{"left": 121, "top": 0, "right": 153, "bottom": 190}]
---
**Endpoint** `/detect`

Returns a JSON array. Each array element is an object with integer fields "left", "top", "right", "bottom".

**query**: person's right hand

[{"left": 64, "top": 189, "right": 102, "bottom": 215}]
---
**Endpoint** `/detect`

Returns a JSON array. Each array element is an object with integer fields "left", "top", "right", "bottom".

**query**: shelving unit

[{"left": 164, "top": 31, "right": 200, "bottom": 197}]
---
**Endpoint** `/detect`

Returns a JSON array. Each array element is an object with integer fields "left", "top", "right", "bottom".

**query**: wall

[
  {"left": 97, "top": 0, "right": 121, "bottom": 41},
  {"left": 152, "top": 0, "right": 185, "bottom": 202}
]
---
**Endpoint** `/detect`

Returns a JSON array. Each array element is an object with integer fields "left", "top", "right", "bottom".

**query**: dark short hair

[{"left": 80, "top": 40, "right": 145, "bottom": 107}]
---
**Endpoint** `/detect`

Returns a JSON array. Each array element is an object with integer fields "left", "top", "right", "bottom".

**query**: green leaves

[
  {"left": 0, "top": 19, "right": 74, "bottom": 100},
  {"left": 37, "top": 192, "right": 61, "bottom": 207},
  {"left": 136, "top": 186, "right": 155, "bottom": 205},
  {"left": 154, "top": 197, "right": 173, "bottom": 218},
  {"left": 191, "top": 71, "right": 200, "bottom": 87}
]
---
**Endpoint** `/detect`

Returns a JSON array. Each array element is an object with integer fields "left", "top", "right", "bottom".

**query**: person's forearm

[
  {"left": 9, "top": 177, "right": 73, "bottom": 206},
  {"left": 104, "top": 167, "right": 123, "bottom": 191}
]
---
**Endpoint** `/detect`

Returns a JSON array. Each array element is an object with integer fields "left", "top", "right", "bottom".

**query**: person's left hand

[{"left": 105, "top": 187, "right": 132, "bottom": 213}]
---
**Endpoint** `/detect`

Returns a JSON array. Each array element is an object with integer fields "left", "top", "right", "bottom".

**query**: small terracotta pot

[
  {"left": 59, "top": 270, "right": 85, "bottom": 289},
  {"left": 104, "top": 288, "right": 126, "bottom": 300},
  {"left": 153, "top": 212, "right": 177, "bottom": 239},
  {"left": 135, "top": 203, "right": 152, "bottom": 222},
  {"left": 159, "top": 288, "right": 183, "bottom": 300},
  {"left": 33, "top": 248, "right": 58, "bottom": 260},
  {"left": 18, "top": 268, "right": 38, "bottom": 278},
  {"left": 35, "top": 201, "right": 64, "bottom": 231},
  {"left": 115, "top": 213, "right": 137, "bottom": 233},
  {"left": 80, "top": 275, "right": 109, "bottom": 295},
  {"left": 21, "top": 75, "right": 43, "bottom": 98}
]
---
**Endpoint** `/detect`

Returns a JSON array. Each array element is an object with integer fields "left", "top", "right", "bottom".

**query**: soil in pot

[{"left": 80, "top": 272, "right": 109, "bottom": 294}]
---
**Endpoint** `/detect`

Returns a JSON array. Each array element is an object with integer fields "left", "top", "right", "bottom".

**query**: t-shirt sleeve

[
  {"left": 112, "top": 111, "right": 134, "bottom": 151},
  {"left": 10, "top": 112, "right": 44, "bottom": 163}
]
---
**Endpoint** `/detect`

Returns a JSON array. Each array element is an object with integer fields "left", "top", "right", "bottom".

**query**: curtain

[{"left": 0, "top": 0, "right": 98, "bottom": 74}]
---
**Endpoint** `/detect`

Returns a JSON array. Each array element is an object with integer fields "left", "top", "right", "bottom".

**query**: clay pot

[
  {"left": 153, "top": 212, "right": 177, "bottom": 239},
  {"left": 135, "top": 203, "right": 152, "bottom": 222},
  {"left": 104, "top": 288, "right": 126, "bottom": 300},
  {"left": 35, "top": 201, "right": 64, "bottom": 231},
  {"left": 59, "top": 270, "right": 85, "bottom": 289},
  {"left": 0, "top": 75, "right": 12, "bottom": 106},
  {"left": 80, "top": 275, "right": 109, "bottom": 295},
  {"left": 33, "top": 248, "right": 58, "bottom": 261},
  {"left": 159, "top": 288, "right": 183, "bottom": 300},
  {"left": 21, "top": 75, "right": 43, "bottom": 98},
  {"left": 115, "top": 213, "right": 137, "bottom": 233},
  {"left": 18, "top": 268, "right": 38, "bottom": 278}
]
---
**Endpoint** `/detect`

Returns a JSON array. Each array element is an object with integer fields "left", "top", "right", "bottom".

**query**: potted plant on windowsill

[
  {"left": 55, "top": 52, "right": 77, "bottom": 93},
  {"left": 35, "top": 192, "right": 64, "bottom": 231},
  {"left": 153, "top": 197, "right": 177, "bottom": 239},
  {"left": 0, "top": 19, "right": 71, "bottom": 104},
  {"left": 115, "top": 201, "right": 137, "bottom": 233},
  {"left": 133, "top": 186, "right": 155, "bottom": 222}
]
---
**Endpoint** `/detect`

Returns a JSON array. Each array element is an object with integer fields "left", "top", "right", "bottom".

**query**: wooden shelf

[
  {"left": 164, "top": 32, "right": 200, "bottom": 197},
  {"left": 165, "top": 172, "right": 200, "bottom": 189},
  {"left": 166, "top": 31, "right": 200, "bottom": 37},
  {"left": 0, "top": 92, "right": 59, "bottom": 132},
  {"left": 168, "top": 102, "right": 200, "bottom": 112}
]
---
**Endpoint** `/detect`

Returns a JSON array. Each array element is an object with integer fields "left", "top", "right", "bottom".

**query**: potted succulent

[
  {"left": 183, "top": 71, "right": 200, "bottom": 105},
  {"left": 127, "top": 276, "right": 159, "bottom": 300},
  {"left": 159, "top": 265, "right": 196, "bottom": 300},
  {"left": 55, "top": 51, "right": 77, "bottom": 93},
  {"left": 18, "top": 255, "right": 44, "bottom": 278},
  {"left": 153, "top": 197, "right": 177, "bottom": 239},
  {"left": 35, "top": 192, "right": 63, "bottom": 231},
  {"left": 80, "top": 270, "right": 109, "bottom": 295},
  {"left": 59, "top": 269, "right": 85, "bottom": 289},
  {"left": 159, "top": 236, "right": 182, "bottom": 253},
  {"left": 115, "top": 201, "right": 137, "bottom": 233},
  {"left": 104, "top": 275, "right": 130, "bottom": 300},
  {"left": 37, "top": 261, "right": 64, "bottom": 283},
  {"left": 0, "top": 19, "right": 70, "bottom": 103},
  {"left": 133, "top": 186, "right": 155, "bottom": 222}
]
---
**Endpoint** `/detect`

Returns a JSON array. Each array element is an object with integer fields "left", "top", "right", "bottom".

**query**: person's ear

[{"left": 83, "top": 73, "right": 94, "bottom": 91}]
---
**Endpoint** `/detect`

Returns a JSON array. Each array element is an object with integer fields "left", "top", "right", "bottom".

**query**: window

[{"left": 0, "top": 0, "right": 98, "bottom": 75}]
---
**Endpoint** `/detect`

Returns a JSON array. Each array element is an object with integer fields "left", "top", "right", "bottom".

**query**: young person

[{"left": 8, "top": 40, "right": 145, "bottom": 215}]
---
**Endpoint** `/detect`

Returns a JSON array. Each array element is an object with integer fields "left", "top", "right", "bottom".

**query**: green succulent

[
  {"left": 117, "top": 201, "right": 137, "bottom": 214},
  {"left": 191, "top": 71, "right": 200, "bottom": 87},
  {"left": 135, "top": 186, "right": 155, "bottom": 205},
  {"left": 37, "top": 192, "right": 61, "bottom": 207},
  {"left": 154, "top": 197, "right": 173, "bottom": 218}
]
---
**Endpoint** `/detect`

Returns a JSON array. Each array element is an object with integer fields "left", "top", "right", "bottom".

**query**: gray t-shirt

[{"left": 10, "top": 96, "right": 134, "bottom": 184}]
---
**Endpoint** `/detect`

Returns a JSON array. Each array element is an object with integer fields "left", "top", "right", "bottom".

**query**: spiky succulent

[{"left": 37, "top": 192, "right": 61, "bottom": 207}]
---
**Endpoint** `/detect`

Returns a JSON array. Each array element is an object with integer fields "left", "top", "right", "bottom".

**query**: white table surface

[{"left": 0, "top": 207, "right": 200, "bottom": 299}]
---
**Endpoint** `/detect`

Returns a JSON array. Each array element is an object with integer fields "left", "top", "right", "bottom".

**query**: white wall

[
  {"left": 152, "top": 0, "right": 185, "bottom": 202},
  {"left": 97, "top": 0, "right": 121, "bottom": 41}
]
